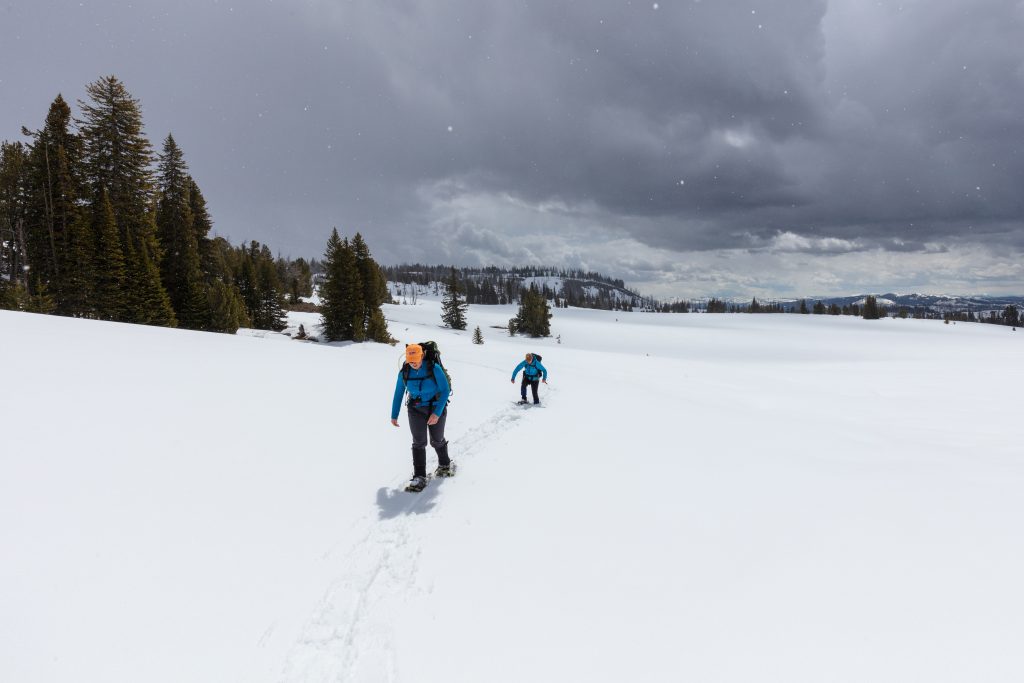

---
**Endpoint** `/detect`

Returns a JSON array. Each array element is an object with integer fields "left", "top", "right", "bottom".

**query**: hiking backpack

[
  {"left": 402, "top": 340, "right": 453, "bottom": 403},
  {"left": 523, "top": 352, "right": 543, "bottom": 378}
]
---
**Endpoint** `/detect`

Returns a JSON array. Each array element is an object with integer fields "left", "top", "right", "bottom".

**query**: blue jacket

[
  {"left": 392, "top": 362, "right": 450, "bottom": 419},
  {"left": 512, "top": 359, "right": 547, "bottom": 382}
]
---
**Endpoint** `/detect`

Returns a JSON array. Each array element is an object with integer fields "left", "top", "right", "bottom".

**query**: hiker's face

[
  {"left": 525, "top": 355, "right": 532, "bottom": 363},
  {"left": 409, "top": 360, "right": 422, "bottom": 370}
]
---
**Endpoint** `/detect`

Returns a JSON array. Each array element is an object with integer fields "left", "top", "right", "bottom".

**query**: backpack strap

[{"left": 403, "top": 360, "right": 441, "bottom": 409}]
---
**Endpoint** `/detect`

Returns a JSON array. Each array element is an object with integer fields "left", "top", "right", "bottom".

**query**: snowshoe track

[{"left": 280, "top": 393, "right": 552, "bottom": 682}]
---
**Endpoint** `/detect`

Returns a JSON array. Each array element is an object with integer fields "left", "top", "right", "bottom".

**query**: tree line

[
  {"left": 0, "top": 76, "right": 314, "bottom": 333},
  {"left": 382, "top": 264, "right": 644, "bottom": 311}
]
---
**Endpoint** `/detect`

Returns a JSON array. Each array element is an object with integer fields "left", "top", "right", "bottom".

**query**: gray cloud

[{"left": 1, "top": 0, "right": 1022, "bottom": 295}]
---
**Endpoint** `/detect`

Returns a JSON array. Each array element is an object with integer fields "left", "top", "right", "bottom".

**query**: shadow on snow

[{"left": 375, "top": 478, "right": 447, "bottom": 519}]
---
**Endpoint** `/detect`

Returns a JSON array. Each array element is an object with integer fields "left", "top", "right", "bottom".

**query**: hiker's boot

[
  {"left": 434, "top": 462, "right": 457, "bottom": 477},
  {"left": 405, "top": 475, "right": 428, "bottom": 492},
  {"left": 433, "top": 441, "right": 454, "bottom": 477}
]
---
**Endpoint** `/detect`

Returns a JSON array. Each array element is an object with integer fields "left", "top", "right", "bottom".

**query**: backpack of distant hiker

[
  {"left": 524, "top": 353, "right": 543, "bottom": 378},
  {"left": 402, "top": 340, "right": 453, "bottom": 404}
]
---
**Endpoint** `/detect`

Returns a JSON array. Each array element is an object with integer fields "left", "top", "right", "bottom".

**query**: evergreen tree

[
  {"left": 156, "top": 134, "right": 207, "bottom": 329},
  {"left": 319, "top": 228, "right": 363, "bottom": 342},
  {"left": 0, "top": 142, "right": 30, "bottom": 308},
  {"left": 1003, "top": 304, "right": 1019, "bottom": 327},
  {"left": 187, "top": 177, "right": 215, "bottom": 278},
  {"left": 512, "top": 284, "right": 552, "bottom": 337},
  {"left": 862, "top": 295, "right": 881, "bottom": 320},
  {"left": 205, "top": 236, "right": 249, "bottom": 332},
  {"left": 23, "top": 95, "right": 93, "bottom": 316},
  {"left": 472, "top": 325, "right": 484, "bottom": 344},
  {"left": 90, "top": 188, "right": 127, "bottom": 320},
  {"left": 254, "top": 245, "right": 287, "bottom": 331},
  {"left": 441, "top": 266, "right": 468, "bottom": 330},
  {"left": 350, "top": 232, "right": 391, "bottom": 341},
  {"left": 232, "top": 241, "right": 286, "bottom": 330},
  {"left": 799, "top": 299, "right": 809, "bottom": 314},
  {"left": 124, "top": 227, "right": 177, "bottom": 326},
  {"left": 77, "top": 75, "right": 174, "bottom": 326},
  {"left": 207, "top": 278, "right": 249, "bottom": 333}
]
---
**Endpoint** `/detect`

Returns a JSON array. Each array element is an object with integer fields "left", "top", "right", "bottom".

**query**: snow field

[{"left": 1, "top": 301, "right": 1022, "bottom": 682}]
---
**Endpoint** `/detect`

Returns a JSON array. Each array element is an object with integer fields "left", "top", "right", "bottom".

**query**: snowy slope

[{"left": 1, "top": 303, "right": 1022, "bottom": 682}]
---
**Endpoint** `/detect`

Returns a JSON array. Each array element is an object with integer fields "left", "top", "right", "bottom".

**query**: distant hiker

[
  {"left": 391, "top": 343, "right": 455, "bottom": 492},
  {"left": 511, "top": 352, "right": 547, "bottom": 405}
]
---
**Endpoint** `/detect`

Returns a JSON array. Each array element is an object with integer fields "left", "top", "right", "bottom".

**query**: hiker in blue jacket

[
  {"left": 391, "top": 343, "right": 454, "bottom": 491},
  {"left": 511, "top": 352, "right": 547, "bottom": 405}
]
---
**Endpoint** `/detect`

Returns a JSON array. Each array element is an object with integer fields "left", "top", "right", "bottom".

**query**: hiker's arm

[
  {"left": 432, "top": 364, "right": 450, "bottom": 416},
  {"left": 511, "top": 361, "right": 524, "bottom": 381},
  {"left": 390, "top": 371, "right": 405, "bottom": 422}
]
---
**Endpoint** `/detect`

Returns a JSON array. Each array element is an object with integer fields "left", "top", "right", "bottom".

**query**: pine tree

[
  {"left": 232, "top": 241, "right": 286, "bottom": 330},
  {"left": 319, "top": 228, "right": 363, "bottom": 342},
  {"left": 1003, "top": 305, "right": 1019, "bottom": 327},
  {"left": 91, "top": 188, "right": 127, "bottom": 320},
  {"left": 23, "top": 95, "right": 93, "bottom": 316},
  {"left": 441, "top": 266, "right": 468, "bottom": 330},
  {"left": 156, "top": 134, "right": 208, "bottom": 329},
  {"left": 123, "top": 227, "right": 177, "bottom": 326},
  {"left": 78, "top": 75, "right": 174, "bottom": 326},
  {"left": 472, "top": 325, "right": 484, "bottom": 344},
  {"left": 512, "top": 284, "right": 552, "bottom": 337},
  {"left": 0, "top": 142, "right": 30, "bottom": 308},
  {"left": 207, "top": 278, "right": 248, "bottom": 333},
  {"left": 185, "top": 177, "right": 217, "bottom": 280},
  {"left": 236, "top": 246, "right": 260, "bottom": 323},
  {"left": 863, "top": 295, "right": 880, "bottom": 320},
  {"left": 255, "top": 244, "right": 287, "bottom": 331},
  {"left": 350, "top": 232, "right": 392, "bottom": 341}
]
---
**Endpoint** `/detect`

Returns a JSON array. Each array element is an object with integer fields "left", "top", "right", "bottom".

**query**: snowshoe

[
  {"left": 404, "top": 475, "right": 429, "bottom": 493},
  {"left": 434, "top": 461, "right": 457, "bottom": 478}
]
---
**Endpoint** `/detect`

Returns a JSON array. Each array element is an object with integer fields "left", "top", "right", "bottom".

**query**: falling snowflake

[{"left": 447, "top": 125, "right": 454, "bottom": 132}]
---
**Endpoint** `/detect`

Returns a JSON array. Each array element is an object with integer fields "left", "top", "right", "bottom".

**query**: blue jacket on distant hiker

[
  {"left": 391, "top": 343, "right": 454, "bottom": 491},
  {"left": 511, "top": 353, "right": 547, "bottom": 405}
]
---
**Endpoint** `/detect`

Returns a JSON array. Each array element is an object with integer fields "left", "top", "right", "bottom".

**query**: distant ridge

[{"left": 373, "top": 264, "right": 1023, "bottom": 315}]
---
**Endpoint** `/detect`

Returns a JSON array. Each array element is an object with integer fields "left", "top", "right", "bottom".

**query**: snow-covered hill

[{"left": 2, "top": 302, "right": 1022, "bottom": 682}]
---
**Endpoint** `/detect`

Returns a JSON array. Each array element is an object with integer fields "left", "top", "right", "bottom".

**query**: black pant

[
  {"left": 407, "top": 405, "right": 449, "bottom": 477},
  {"left": 521, "top": 377, "right": 540, "bottom": 403}
]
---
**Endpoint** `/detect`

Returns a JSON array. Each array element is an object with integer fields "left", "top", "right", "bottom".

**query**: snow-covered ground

[{"left": 2, "top": 300, "right": 1022, "bottom": 682}]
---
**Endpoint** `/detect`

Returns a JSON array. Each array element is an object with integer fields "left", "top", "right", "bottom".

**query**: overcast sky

[{"left": 2, "top": 0, "right": 1022, "bottom": 298}]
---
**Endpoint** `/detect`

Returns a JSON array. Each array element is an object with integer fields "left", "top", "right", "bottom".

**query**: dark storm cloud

[{"left": 2, "top": 0, "right": 1022, "bottom": 271}]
